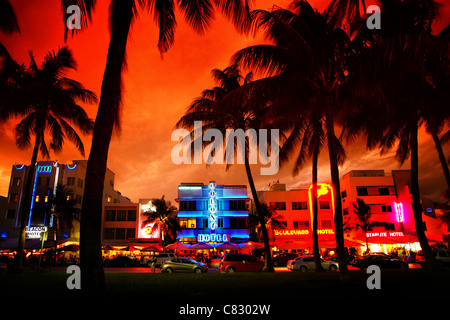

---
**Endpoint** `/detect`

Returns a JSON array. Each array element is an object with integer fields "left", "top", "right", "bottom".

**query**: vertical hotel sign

[{"left": 208, "top": 182, "right": 217, "bottom": 233}]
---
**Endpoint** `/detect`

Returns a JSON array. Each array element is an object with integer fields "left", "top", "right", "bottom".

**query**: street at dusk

[{"left": 0, "top": 0, "right": 449, "bottom": 315}]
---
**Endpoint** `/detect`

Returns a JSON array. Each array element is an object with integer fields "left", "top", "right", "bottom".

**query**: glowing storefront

[{"left": 175, "top": 182, "right": 250, "bottom": 244}]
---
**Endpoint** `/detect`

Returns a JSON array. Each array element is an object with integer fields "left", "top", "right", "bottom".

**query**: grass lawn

[{"left": 1, "top": 268, "right": 449, "bottom": 304}]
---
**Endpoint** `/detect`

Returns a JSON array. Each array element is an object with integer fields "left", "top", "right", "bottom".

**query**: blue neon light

[
  {"left": 37, "top": 165, "right": 52, "bottom": 174},
  {"left": 28, "top": 168, "right": 40, "bottom": 226},
  {"left": 14, "top": 164, "right": 25, "bottom": 170},
  {"left": 66, "top": 164, "right": 77, "bottom": 170}
]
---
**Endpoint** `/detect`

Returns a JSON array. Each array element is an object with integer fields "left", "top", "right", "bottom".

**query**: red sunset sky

[{"left": 0, "top": 0, "right": 449, "bottom": 205}]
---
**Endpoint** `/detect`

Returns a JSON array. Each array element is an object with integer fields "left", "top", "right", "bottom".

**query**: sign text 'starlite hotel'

[{"left": 176, "top": 182, "right": 250, "bottom": 244}]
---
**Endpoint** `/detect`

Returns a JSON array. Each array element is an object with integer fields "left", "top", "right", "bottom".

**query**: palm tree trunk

[
  {"left": 431, "top": 131, "right": 450, "bottom": 190},
  {"left": 325, "top": 112, "right": 349, "bottom": 282},
  {"left": 15, "top": 130, "right": 41, "bottom": 271},
  {"left": 244, "top": 154, "right": 274, "bottom": 272},
  {"left": 312, "top": 134, "right": 325, "bottom": 272},
  {"left": 410, "top": 120, "right": 440, "bottom": 268},
  {"left": 79, "top": 0, "right": 134, "bottom": 293}
]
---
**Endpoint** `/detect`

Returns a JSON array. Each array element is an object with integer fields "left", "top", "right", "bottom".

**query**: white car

[{"left": 287, "top": 255, "right": 339, "bottom": 272}]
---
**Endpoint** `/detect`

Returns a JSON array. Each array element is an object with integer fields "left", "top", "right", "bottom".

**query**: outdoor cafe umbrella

[
  {"left": 215, "top": 242, "right": 240, "bottom": 250},
  {"left": 57, "top": 244, "right": 79, "bottom": 252},
  {"left": 190, "top": 243, "right": 214, "bottom": 249},
  {"left": 120, "top": 245, "right": 141, "bottom": 251},
  {"left": 165, "top": 242, "right": 191, "bottom": 250},
  {"left": 238, "top": 241, "right": 264, "bottom": 250},
  {"left": 141, "top": 246, "right": 162, "bottom": 252}
]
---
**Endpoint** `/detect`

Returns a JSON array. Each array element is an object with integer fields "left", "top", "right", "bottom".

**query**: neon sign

[
  {"left": 14, "top": 164, "right": 25, "bottom": 170},
  {"left": 37, "top": 165, "right": 52, "bottom": 173},
  {"left": 66, "top": 164, "right": 77, "bottom": 170},
  {"left": 197, "top": 234, "right": 229, "bottom": 242},
  {"left": 308, "top": 183, "right": 335, "bottom": 226},
  {"left": 366, "top": 232, "right": 404, "bottom": 237},
  {"left": 26, "top": 226, "right": 47, "bottom": 239},
  {"left": 208, "top": 182, "right": 217, "bottom": 231},
  {"left": 395, "top": 202, "right": 404, "bottom": 223},
  {"left": 274, "top": 229, "right": 335, "bottom": 236}
]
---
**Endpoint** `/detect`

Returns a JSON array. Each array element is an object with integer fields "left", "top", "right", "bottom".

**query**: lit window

[
  {"left": 35, "top": 195, "right": 39, "bottom": 202},
  {"left": 107, "top": 196, "right": 112, "bottom": 203},
  {"left": 44, "top": 196, "right": 48, "bottom": 203}
]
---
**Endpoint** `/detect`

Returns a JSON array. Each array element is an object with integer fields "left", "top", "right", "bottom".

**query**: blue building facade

[{"left": 176, "top": 182, "right": 250, "bottom": 244}]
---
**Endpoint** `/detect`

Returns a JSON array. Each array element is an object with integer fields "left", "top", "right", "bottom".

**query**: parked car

[
  {"left": 161, "top": 258, "right": 208, "bottom": 273},
  {"left": 287, "top": 255, "right": 339, "bottom": 272},
  {"left": 416, "top": 250, "right": 450, "bottom": 267},
  {"left": 104, "top": 256, "right": 140, "bottom": 267},
  {"left": 219, "top": 253, "right": 264, "bottom": 272},
  {"left": 153, "top": 253, "right": 176, "bottom": 267},
  {"left": 272, "top": 253, "right": 299, "bottom": 267},
  {"left": 351, "top": 254, "right": 409, "bottom": 270}
]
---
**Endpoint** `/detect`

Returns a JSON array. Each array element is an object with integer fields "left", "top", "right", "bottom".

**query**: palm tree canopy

[
  {"left": 0, "top": 0, "right": 20, "bottom": 34},
  {"left": 0, "top": 46, "right": 97, "bottom": 157}
]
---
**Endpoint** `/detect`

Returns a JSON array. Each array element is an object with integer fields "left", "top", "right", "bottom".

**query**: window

[
  {"left": 341, "top": 190, "right": 347, "bottom": 198},
  {"left": 319, "top": 201, "right": 330, "bottom": 209},
  {"left": 272, "top": 202, "right": 286, "bottom": 210},
  {"left": 77, "top": 178, "right": 83, "bottom": 188},
  {"left": 179, "top": 201, "right": 197, "bottom": 211},
  {"left": 115, "top": 228, "right": 126, "bottom": 239},
  {"left": 12, "top": 177, "right": 21, "bottom": 187},
  {"left": 35, "top": 195, "right": 39, "bottom": 203},
  {"left": 127, "top": 228, "right": 135, "bottom": 239},
  {"left": 229, "top": 200, "right": 246, "bottom": 210},
  {"left": 10, "top": 193, "right": 18, "bottom": 203},
  {"left": 180, "top": 218, "right": 197, "bottom": 229},
  {"left": 75, "top": 194, "right": 82, "bottom": 204},
  {"left": 322, "top": 220, "right": 332, "bottom": 229},
  {"left": 218, "top": 218, "right": 223, "bottom": 228},
  {"left": 202, "top": 219, "right": 208, "bottom": 228},
  {"left": 116, "top": 210, "right": 127, "bottom": 221},
  {"left": 105, "top": 210, "right": 116, "bottom": 221},
  {"left": 384, "top": 223, "right": 395, "bottom": 231},
  {"left": 293, "top": 221, "right": 309, "bottom": 229},
  {"left": 356, "top": 187, "right": 368, "bottom": 196},
  {"left": 229, "top": 218, "right": 247, "bottom": 229},
  {"left": 44, "top": 195, "right": 48, "bottom": 203},
  {"left": 381, "top": 205, "right": 392, "bottom": 213},
  {"left": 67, "top": 177, "right": 75, "bottom": 186},
  {"left": 292, "top": 202, "right": 308, "bottom": 210},
  {"left": 37, "top": 177, "right": 41, "bottom": 186},
  {"left": 107, "top": 196, "right": 112, "bottom": 203},
  {"left": 127, "top": 210, "right": 136, "bottom": 221},
  {"left": 378, "top": 187, "right": 390, "bottom": 195}
]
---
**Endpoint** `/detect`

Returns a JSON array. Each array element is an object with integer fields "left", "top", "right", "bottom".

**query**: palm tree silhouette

[
  {"left": 0, "top": 0, "right": 20, "bottom": 34},
  {"left": 230, "top": 0, "right": 366, "bottom": 280},
  {"left": 0, "top": 46, "right": 96, "bottom": 271},
  {"left": 346, "top": 0, "right": 449, "bottom": 268},
  {"left": 176, "top": 65, "right": 276, "bottom": 271},
  {"left": 61, "top": 0, "right": 251, "bottom": 292}
]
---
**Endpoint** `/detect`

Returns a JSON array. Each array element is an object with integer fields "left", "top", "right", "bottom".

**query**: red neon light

[
  {"left": 395, "top": 202, "right": 404, "bottom": 223},
  {"left": 274, "top": 229, "right": 334, "bottom": 237},
  {"left": 366, "top": 232, "right": 404, "bottom": 237}
]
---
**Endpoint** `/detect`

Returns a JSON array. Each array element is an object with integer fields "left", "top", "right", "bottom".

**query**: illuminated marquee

[
  {"left": 208, "top": 182, "right": 217, "bottom": 232},
  {"left": 366, "top": 232, "right": 404, "bottom": 237},
  {"left": 274, "top": 229, "right": 335, "bottom": 236},
  {"left": 26, "top": 226, "right": 47, "bottom": 239},
  {"left": 197, "top": 233, "right": 230, "bottom": 243}
]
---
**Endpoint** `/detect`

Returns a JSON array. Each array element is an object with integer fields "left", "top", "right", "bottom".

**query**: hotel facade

[
  {"left": 175, "top": 182, "right": 250, "bottom": 244},
  {"left": 257, "top": 170, "right": 447, "bottom": 254}
]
